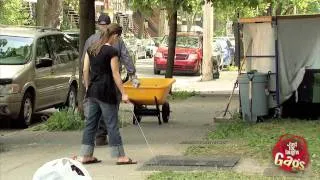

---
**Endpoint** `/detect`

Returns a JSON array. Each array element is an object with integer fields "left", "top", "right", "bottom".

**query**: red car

[{"left": 153, "top": 32, "right": 203, "bottom": 75}]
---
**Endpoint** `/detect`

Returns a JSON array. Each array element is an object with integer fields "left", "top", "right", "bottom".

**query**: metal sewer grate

[{"left": 143, "top": 155, "right": 240, "bottom": 167}]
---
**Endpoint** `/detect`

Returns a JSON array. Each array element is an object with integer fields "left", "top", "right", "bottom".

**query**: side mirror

[{"left": 36, "top": 57, "right": 53, "bottom": 68}]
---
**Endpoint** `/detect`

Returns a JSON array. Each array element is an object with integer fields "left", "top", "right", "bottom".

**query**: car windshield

[
  {"left": 0, "top": 36, "right": 33, "bottom": 65},
  {"left": 162, "top": 36, "right": 199, "bottom": 48}
]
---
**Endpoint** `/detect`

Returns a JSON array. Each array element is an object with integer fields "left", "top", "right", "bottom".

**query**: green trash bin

[
  {"left": 313, "top": 73, "right": 320, "bottom": 103},
  {"left": 238, "top": 72, "right": 269, "bottom": 122}
]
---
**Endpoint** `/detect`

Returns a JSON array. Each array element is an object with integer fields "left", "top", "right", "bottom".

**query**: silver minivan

[{"left": 0, "top": 26, "right": 79, "bottom": 127}]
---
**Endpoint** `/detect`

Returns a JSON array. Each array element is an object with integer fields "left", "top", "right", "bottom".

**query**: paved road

[
  {"left": 0, "top": 58, "right": 237, "bottom": 129},
  {"left": 135, "top": 58, "right": 202, "bottom": 78},
  {"left": 135, "top": 58, "right": 238, "bottom": 93}
]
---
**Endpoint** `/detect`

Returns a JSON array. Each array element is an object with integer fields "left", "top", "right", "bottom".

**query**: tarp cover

[
  {"left": 277, "top": 17, "right": 320, "bottom": 102},
  {"left": 242, "top": 16, "right": 320, "bottom": 104}
]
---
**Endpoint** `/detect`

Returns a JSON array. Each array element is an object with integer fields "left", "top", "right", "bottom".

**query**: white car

[
  {"left": 123, "top": 37, "right": 146, "bottom": 59},
  {"left": 142, "top": 39, "right": 158, "bottom": 58},
  {"left": 135, "top": 39, "right": 147, "bottom": 59}
]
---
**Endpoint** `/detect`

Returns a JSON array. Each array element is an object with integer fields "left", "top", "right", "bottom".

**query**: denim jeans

[
  {"left": 80, "top": 97, "right": 125, "bottom": 158},
  {"left": 96, "top": 90, "right": 121, "bottom": 138}
]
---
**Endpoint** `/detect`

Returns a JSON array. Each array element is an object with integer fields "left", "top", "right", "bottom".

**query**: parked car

[
  {"left": 214, "top": 37, "right": 235, "bottom": 67},
  {"left": 123, "top": 36, "right": 147, "bottom": 60},
  {"left": 123, "top": 36, "right": 138, "bottom": 62},
  {"left": 135, "top": 39, "right": 147, "bottom": 59},
  {"left": 152, "top": 36, "right": 164, "bottom": 47},
  {"left": 0, "top": 26, "right": 79, "bottom": 127},
  {"left": 211, "top": 42, "right": 223, "bottom": 78},
  {"left": 212, "top": 42, "right": 223, "bottom": 66},
  {"left": 154, "top": 32, "right": 203, "bottom": 75},
  {"left": 63, "top": 30, "right": 80, "bottom": 50},
  {"left": 142, "top": 38, "right": 158, "bottom": 58}
]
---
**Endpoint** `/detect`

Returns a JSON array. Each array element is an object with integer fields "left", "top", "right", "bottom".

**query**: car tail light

[
  {"left": 155, "top": 52, "right": 163, "bottom": 58},
  {"left": 188, "top": 53, "right": 198, "bottom": 60}
]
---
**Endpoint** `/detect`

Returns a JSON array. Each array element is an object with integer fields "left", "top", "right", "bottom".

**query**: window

[
  {"left": 161, "top": 35, "right": 200, "bottom": 48},
  {"left": 0, "top": 36, "right": 33, "bottom": 65},
  {"left": 47, "top": 35, "right": 75, "bottom": 64},
  {"left": 36, "top": 37, "right": 50, "bottom": 60}
]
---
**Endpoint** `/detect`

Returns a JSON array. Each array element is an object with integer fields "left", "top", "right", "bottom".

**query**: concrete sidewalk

[
  {"left": 0, "top": 96, "right": 239, "bottom": 180},
  {"left": 172, "top": 71, "right": 239, "bottom": 95},
  {"left": 135, "top": 58, "right": 239, "bottom": 95}
]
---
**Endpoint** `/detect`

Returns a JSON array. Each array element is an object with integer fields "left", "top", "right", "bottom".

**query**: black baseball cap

[{"left": 97, "top": 14, "right": 111, "bottom": 25}]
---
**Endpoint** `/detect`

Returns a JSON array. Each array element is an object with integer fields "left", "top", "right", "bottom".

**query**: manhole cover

[
  {"left": 180, "top": 140, "right": 228, "bottom": 145},
  {"left": 144, "top": 155, "right": 240, "bottom": 167}
]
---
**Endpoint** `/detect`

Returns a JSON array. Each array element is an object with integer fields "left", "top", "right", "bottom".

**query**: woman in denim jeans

[{"left": 74, "top": 23, "right": 136, "bottom": 165}]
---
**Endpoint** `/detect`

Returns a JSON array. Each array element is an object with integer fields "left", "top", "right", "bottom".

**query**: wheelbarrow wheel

[
  {"left": 133, "top": 114, "right": 141, "bottom": 125},
  {"left": 133, "top": 105, "right": 142, "bottom": 125},
  {"left": 162, "top": 102, "right": 170, "bottom": 123}
]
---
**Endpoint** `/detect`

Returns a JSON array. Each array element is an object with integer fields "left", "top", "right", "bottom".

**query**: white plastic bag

[{"left": 33, "top": 158, "right": 92, "bottom": 180}]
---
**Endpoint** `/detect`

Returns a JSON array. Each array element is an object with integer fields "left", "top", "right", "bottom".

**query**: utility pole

[{"left": 201, "top": 1, "right": 214, "bottom": 81}]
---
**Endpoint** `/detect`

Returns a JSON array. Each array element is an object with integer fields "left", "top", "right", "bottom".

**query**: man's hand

[
  {"left": 122, "top": 94, "right": 129, "bottom": 103},
  {"left": 130, "top": 74, "right": 140, "bottom": 88}
]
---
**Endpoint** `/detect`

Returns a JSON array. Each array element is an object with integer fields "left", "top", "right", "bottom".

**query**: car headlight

[
  {"left": 0, "top": 84, "right": 21, "bottom": 94},
  {"left": 155, "top": 52, "right": 163, "bottom": 58},
  {"left": 188, "top": 53, "right": 198, "bottom": 60}
]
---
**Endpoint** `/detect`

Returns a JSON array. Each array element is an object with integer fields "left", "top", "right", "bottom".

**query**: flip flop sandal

[
  {"left": 72, "top": 156, "right": 102, "bottom": 164},
  {"left": 82, "top": 157, "right": 102, "bottom": 164},
  {"left": 116, "top": 158, "right": 137, "bottom": 165}
]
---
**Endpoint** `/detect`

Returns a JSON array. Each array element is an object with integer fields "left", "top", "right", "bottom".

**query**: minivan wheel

[
  {"left": 18, "top": 92, "right": 33, "bottom": 127},
  {"left": 67, "top": 86, "right": 77, "bottom": 111}
]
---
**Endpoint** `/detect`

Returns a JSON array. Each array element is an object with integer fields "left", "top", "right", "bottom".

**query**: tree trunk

[
  {"left": 233, "top": 21, "right": 243, "bottom": 67},
  {"left": 275, "top": 1, "right": 283, "bottom": 15},
  {"left": 265, "top": 0, "right": 273, "bottom": 16},
  {"left": 201, "top": 1, "right": 214, "bottom": 81},
  {"left": 36, "top": 0, "right": 63, "bottom": 28},
  {"left": 187, "top": 15, "right": 192, "bottom": 32},
  {"left": 187, "top": 13, "right": 197, "bottom": 32},
  {"left": 159, "top": 9, "right": 167, "bottom": 36},
  {"left": 78, "top": 0, "right": 95, "bottom": 116},
  {"left": 165, "top": 10, "right": 177, "bottom": 78},
  {"left": 136, "top": 10, "right": 144, "bottom": 38}
]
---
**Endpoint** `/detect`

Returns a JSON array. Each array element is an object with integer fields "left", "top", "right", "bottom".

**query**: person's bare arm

[
  {"left": 83, "top": 53, "right": 90, "bottom": 91},
  {"left": 111, "top": 56, "right": 129, "bottom": 102}
]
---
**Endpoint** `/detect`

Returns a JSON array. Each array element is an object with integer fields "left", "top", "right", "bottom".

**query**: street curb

[
  {"left": 172, "top": 89, "right": 239, "bottom": 97},
  {"left": 198, "top": 90, "right": 239, "bottom": 96}
]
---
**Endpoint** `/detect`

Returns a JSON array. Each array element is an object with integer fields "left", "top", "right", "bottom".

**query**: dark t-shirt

[{"left": 86, "top": 45, "right": 119, "bottom": 104}]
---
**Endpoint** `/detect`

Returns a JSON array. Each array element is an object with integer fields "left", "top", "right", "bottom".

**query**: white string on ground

[{"left": 131, "top": 108, "right": 158, "bottom": 165}]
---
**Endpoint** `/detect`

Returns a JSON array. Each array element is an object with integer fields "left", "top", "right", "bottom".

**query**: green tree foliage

[
  {"left": 211, "top": 0, "right": 320, "bottom": 36},
  {"left": 128, "top": 0, "right": 203, "bottom": 78},
  {"left": 0, "top": 0, "right": 28, "bottom": 25},
  {"left": 179, "top": 0, "right": 203, "bottom": 32},
  {"left": 273, "top": 0, "right": 320, "bottom": 15},
  {"left": 64, "top": 0, "right": 79, "bottom": 13}
]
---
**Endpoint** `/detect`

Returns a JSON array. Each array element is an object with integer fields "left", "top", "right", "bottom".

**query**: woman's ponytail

[{"left": 88, "top": 23, "right": 122, "bottom": 56}]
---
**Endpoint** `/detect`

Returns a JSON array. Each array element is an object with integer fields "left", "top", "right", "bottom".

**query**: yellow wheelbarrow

[{"left": 124, "top": 78, "right": 176, "bottom": 125}]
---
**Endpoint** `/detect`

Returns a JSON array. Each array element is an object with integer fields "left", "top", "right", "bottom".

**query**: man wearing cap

[{"left": 81, "top": 13, "right": 139, "bottom": 146}]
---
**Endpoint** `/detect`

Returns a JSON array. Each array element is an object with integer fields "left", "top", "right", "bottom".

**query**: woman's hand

[{"left": 122, "top": 94, "right": 129, "bottom": 103}]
